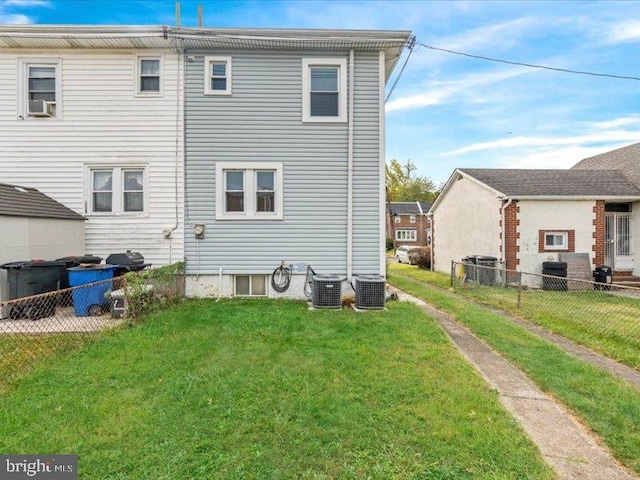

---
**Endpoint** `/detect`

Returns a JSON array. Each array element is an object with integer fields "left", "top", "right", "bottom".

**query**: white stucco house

[{"left": 430, "top": 162, "right": 640, "bottom": 277}]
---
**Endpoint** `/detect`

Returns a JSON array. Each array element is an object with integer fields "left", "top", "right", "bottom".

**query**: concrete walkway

[{"left": 390, "top": 287, "right": 637, "bottom": 480}]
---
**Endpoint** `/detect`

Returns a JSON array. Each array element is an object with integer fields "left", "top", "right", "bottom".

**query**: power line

[
  {"left": 415, "top": 40, "right": 640, "bottom": 81},
  {"left": 385, "top": 35, "right": 416, "bottom": 103}
]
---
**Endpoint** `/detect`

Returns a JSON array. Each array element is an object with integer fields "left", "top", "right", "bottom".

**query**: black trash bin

[
  {"left": 475, "top": 256, "right": 498, "bottom": 285},
  {"left": 593, "top": 265, "right": 613, "bottom": 291},
  {"left": 1, "top": 260, "right": 66, "bottom": 319},
  {"left": 542, "top": 261, "right": 568, "bottom": 291}
]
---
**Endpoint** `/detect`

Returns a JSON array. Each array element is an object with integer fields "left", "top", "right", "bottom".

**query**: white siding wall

[
  {"left": 0, "top": 49, "right": 184, "bottom": 266},
  {"left": 433, "top": 176, "right": 501, "bottom": 273},
  {"left": 518, "top": 200, "right": 594, "bottom": 274}
]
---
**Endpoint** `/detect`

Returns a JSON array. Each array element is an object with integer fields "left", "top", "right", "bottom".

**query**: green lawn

[
  {"left": 0, "top": 299, "right": 553, "bottom": 479},
  {"left": 388, "top": 263, "right": 640, "bottom": 475},
  {"left": 390, "top": 263, "right": 640, "bottom": 369}
]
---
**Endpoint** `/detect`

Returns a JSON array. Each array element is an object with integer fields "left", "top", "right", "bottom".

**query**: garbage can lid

[
  {"left": 56, "top": 255, "right": 102, "bottom": 264},
  {"left": 67, "top": 264, "right": 117, "bottom": 271},
  {"left": 3, "top": 260, "right": 66, "bottom": 269},
  {"left": 0, "top": 260, "right": 29, "bottom": 270}
]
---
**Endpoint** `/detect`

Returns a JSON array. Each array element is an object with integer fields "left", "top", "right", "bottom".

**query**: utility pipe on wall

[{"left": 347, "top": 48, "right": 354, "bottom": 282}]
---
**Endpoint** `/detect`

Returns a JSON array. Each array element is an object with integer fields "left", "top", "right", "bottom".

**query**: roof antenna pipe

[
  {"left": 175, "top": 2, "right": 181, "bottom": 27},
  {"left": 197, "top": 4, "right": 203, "bottom": 27}
]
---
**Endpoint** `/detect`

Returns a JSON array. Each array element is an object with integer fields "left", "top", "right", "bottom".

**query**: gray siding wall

[{"left": 185, "top": 50, "right": 381, "bottom": 275}]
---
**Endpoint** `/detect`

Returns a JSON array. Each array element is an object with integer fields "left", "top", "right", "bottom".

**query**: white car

[{"left": 395, "top": 245, "right": 421, "bottom": 264}]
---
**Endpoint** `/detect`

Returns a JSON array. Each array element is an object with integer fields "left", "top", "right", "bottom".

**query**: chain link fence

[
  {"left": 0, "top": 263, "right": 185, "bottom": 387},
  {"left": 450, "top": 260, "right": 640, "bottom": 350}
]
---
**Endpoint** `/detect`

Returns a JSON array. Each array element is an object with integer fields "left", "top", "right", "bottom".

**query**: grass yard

[
  {"left": 389, "top": 263, "right": 640, "bottom": 369},
  {"left": 0, "top": 299, "right": 553, "bottom": 479},
  {"left": 388, "top": 264, "right": 640, "bottom": 475}
]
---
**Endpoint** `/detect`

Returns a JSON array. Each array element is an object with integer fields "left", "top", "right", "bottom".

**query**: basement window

[
  {"left": 235, "top": 275, "right": 267, "bottom": 296},
  {"left": 544, "top": 232, "right": 568, "bottom": 250}
]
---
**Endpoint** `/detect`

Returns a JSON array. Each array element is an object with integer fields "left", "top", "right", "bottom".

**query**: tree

[{"left": 385, "top": 159, "right": 436, "bottom": 202}]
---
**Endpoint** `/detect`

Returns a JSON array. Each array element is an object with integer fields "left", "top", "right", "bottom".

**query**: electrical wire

[
  {"left": 303, "top": 265, "right": 317, "bottom": 298},
  {"left": 415, "top": 40, "right": 640, "bottom": 81},
  {"left": 385, "top": 35, "right": 416, "bottom": 103}
]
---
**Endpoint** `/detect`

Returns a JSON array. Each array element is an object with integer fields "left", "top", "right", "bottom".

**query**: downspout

[
  {"left": 427, "top": 212, "right": 434, "bottom": 271},
  {"left": 347, "top": 48, "right": 354, "bottom": 282},
  {"left": 500, "top": 197, "right": 513, "bottom": 266}
]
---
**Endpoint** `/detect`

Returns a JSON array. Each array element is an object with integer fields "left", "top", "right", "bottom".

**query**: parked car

[{"left": 395, "top": 245, "right": 421, "bottom": 264}]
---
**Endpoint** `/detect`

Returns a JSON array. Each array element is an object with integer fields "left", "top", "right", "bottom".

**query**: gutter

[{"left": 347, "top": 48, "right": 354, "bottom": 282}]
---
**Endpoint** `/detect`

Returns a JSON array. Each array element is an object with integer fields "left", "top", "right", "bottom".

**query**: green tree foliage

[{"left": 386, "top": 159, "right": 437, "bottom": 202}]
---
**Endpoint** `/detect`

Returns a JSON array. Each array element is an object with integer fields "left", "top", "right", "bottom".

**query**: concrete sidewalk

[{"left": 391, "top": 287, "right": 637, "bottom": 480}]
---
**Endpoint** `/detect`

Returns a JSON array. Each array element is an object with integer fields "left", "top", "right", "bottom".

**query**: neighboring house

[
  {"left": 182, "top": 28, "right": 411, "bottom": 298},
  {"left": 0, "top": 25, "right": 184, "bottom": 266},
  {"left": 429, "top": 168, "right": 640, "bottom": 276},
  {"left": 0, "top": 182, "right": 85, "bottom": 305},
  {"left": 386, "top": 201, "right": 432, "bottom": 247}
]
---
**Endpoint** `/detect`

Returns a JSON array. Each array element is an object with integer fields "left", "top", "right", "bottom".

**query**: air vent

[
  {"left": 312, "top": 275, "right": 343, "bottom": 309},
  {"left": 354, "top": 275, "right": 386, "bottom": 310}
]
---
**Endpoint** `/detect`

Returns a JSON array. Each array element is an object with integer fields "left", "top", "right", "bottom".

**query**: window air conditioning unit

[
  {"left": 28, "top": 100, "right": 53, "bottom": 117},
  {"left": 354, "top": 275, "right": 386, "bottom": 310},
  {"left": 312, "top": 275, "right": 343, "bottom": 309}
]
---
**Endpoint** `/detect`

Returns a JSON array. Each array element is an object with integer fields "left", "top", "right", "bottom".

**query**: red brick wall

[
  {"left": 538, "top": 230, "right": 575, "bottom": 253},
  {"left": 593, "top": 200, "right": 605, "bottom": 266},
  {"left": 388, "top": 214, "right": 430, "bottom": 247},
  {"left": 503, "top": 202, "right": 519, "bottom": 270}
]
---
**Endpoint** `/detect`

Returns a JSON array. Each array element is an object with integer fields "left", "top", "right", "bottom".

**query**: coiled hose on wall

[{"left": 271, "top": 264, "right": 292, "bottom": 293}]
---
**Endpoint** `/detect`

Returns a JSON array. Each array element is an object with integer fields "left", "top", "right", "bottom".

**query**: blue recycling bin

[{"left": 67, "top": 265, "right": 117, "bottom": 316}]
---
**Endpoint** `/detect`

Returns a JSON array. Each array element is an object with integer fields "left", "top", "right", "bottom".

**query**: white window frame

[
  {"left": 394, "top": 216, "right": 401, "bottom": 224},
  {"left": 215, "top": 162, "right": 283, "bottom": 220},
  {"left": 395, "top": 229, "right": 417, "bottom": 242},
  {"left": 134, "top": 54, "right": 163, "bottom": 97},
  {"left": 302, "top": 58, "right": 347, "bottom": 123},
  {"left": 409, "top": 215, "right": 416, "bottom": 223},
  {"left": 544, "top": 231, "right": 568, "bottom": 250},
  {"left": 204, "top": 56, "right": 232, "bottom": 95},
  {"left": 85, "top": 165, "right": 148, "bottom": 216},
  {"left": 18, "top": 57, "right": 62, "bottom": 120},
  {"left": 234, "top": 275, "right": 268, "bottom": 297}
]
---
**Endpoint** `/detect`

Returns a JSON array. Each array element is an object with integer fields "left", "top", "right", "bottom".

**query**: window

[
  {"left": 394, "top": 216, "right": 401, "bottom": 224},
  {"left": 544, "top": 232, "right": 568, "bottom": 250},
  {"left": 235, "top": 275, "right": 267, "bottom": 296},
  {"left": 215, "top": 162, "right": 283, "bottom": 220},
  {"left": 302, "top": 58, "right": 347, "bottom": 122},
  {"left": 204, "top": 56, "right": 232, "bottom": 95},
  {"left": 88, "top": 167, "right": 146, "bottom": 215},
  {"left": 395, "top": 229, "right": 417, "bottom": 242},
  {"left": 409, "top": 215, "right": 416, "bottom": 223},
  {"left": 135, "top": 55, "right": 162, "bottom": 95},
  {"left": 19, "top": 59, "right": 61, "bottom": 119}
]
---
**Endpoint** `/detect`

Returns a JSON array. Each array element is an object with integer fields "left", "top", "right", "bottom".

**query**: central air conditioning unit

[
  {"left": 312, "top": 275, "right": 343, "bottom": 309},
  {"left": 28, "top": 100, "right": 53, "bottom": 117},
  {"left": 354, "top": 275, "right": 386, "bottom": 310}
]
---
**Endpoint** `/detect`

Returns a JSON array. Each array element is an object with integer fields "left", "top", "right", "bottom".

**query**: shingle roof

[
  {"left": 0, "top": 183, "right": 85, "bottom": 221},
  {"left": 459, "top": 168, "right": 640, "bottom": 197},
  {"left": 571, "top": 142, "right": 640, "bottom": 189},
  {"left": 389, "top": 202, "right": 423, "bottom": 215}
]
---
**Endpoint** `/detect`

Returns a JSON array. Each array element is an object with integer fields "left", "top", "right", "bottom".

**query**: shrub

[
  {"left": 409, "top": 247, "right": 431, "bottom": 269},
  {"left": 386, "top": 237, "right": 394, "bottom": 251}
]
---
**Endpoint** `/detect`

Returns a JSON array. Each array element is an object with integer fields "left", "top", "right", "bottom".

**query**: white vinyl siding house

[{"left": 0, "top": 28, "right": 184, "bottom": 266}]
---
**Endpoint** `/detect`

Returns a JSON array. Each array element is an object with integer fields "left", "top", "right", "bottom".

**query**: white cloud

[
  {"left": 587, "top": 116, "right": 640, "bottom": 129},
  {"left": 446, "top": 130, "right": 640, "bottom": 156},
  {"left": 2, "top": 0, "right": 51, "bottom": 6},
  {"left": 506, "top": 143, "right": 635, "bottom": 169},
  {"left": 605, "top": 20, "right": 640, "bottom": 43},
  {"left": 0, "top": 12, "right": 32, "bottom": 23},
  {"left": 386, "top": 65, "right": 530, "bottom": 113}
]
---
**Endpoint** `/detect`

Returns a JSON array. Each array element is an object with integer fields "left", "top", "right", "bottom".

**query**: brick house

[
  {"left": 386, "top": 201, "right": 432, "bottom": 247},
  {"left": 429, "top": 167, "right": 640, "bottom": 276}
]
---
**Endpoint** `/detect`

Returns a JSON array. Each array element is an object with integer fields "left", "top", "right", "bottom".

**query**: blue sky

[{"left": 3, "top": 0, "right": 640, "bottom": 185}]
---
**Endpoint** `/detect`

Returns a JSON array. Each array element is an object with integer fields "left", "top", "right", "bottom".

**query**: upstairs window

[
  {"left": 20, "top": 59, "right": 61, "bottom": 119},
  {"left": 302, "top": 58, "right": 347, "bottom": 122},
  {"left": 216, "top": 162, "right": 283, "bottom": 220},
  {"left": 204, "top": 56, "right": 232, "bottom": 95},
  {"left": 136, "top": 55, "right": 162, "bottom": 95}
]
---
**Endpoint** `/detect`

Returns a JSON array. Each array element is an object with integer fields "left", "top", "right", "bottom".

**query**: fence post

[
  {"left": 517, "top": 274, "right": 522, "bottom": 310},
  {"left": 450, "top": 260, "right": 455, "bottom": 289}
]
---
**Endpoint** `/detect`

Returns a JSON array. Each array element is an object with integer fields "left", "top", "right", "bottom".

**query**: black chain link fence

[{"left": 0, "top": 264, "right": 184, "bottom": 388}]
